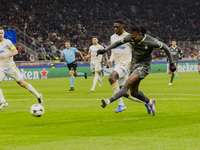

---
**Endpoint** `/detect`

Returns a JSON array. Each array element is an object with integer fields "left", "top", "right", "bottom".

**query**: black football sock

[
  {"left": 170, "top": 73, "right": 175, "bottom": 83},
  {"left": 109, "top": 86, "right": 128, "bottom": 103},
  {"left": 132, "top": 90, "right": 150, "bottom": 104}
]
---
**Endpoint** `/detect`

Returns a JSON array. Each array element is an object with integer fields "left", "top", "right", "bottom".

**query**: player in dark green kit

[
  {"left": 97, "top": 26, "right": 176, "bottom": 116},
  {"left": 168, "top": 39, "right": 183, "bottom": 85}
]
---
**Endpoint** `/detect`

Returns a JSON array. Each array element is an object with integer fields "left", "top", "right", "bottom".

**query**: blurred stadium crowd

[{"left": 0, "top": 0, "right": 199, "bottom": 62}]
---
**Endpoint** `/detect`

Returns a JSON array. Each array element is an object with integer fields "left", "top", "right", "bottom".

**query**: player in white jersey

[
  {"left": 106, "top": 19, "right": 132, "bottom": 113},
  {"left": 85, "top": 37, "right": 107, "bottom": 91},
  {"left": 0, "top": 27, "right": 43, "bottom": 110}
]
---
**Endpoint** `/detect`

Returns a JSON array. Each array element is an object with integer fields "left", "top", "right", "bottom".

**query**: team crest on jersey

[
  {"left": 145, "top": 44, "right": 148, "bottom": 49},
  {"left": 1, "top": 43, "right": 3, "bottom": 46}
]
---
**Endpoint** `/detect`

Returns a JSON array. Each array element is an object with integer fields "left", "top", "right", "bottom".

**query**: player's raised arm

[{"left": 97, "top": 35, "right": 131, "bottom": 56}]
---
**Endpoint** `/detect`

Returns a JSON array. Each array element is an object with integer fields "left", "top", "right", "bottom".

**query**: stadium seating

[{"left": 0, "top": 0, "right": 199, "bottom": 61}]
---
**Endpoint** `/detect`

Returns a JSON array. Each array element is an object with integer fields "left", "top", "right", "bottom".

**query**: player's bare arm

[
  {"left": 0, "top": 47, "right": 18, "bottom": 60},
  {"left": 78, "top": 50, "right": 85, "bottom": 62},
  {"left": 85, "top": 52, "right": 91, "bottom": 60},
  {"left": 60, "top": 56, "right": 64, "bottom": 60}
]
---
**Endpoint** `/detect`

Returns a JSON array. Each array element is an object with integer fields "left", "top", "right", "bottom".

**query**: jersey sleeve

[
  {"left": 151, "top": 38, "right": 164, "bottom": 49},
  {"left": 105, "top": 35, "right": 131, "bottom": 52},
  {"left": 74, "top": 48, "right": 78, "bottom": 53},
  {"left": 89, "top": 46, "right": 92, "bottom": 53},
  {"left": 7, "top": 40, "right": 16, "bottom": 51},
  {"left": 100, "top": 45, "right": 104, "bottom": 49},
  {"left": 121, "top": 35, "right": 131, "bottom": 44},
  {"left": 61, "top": 51, "right": 65, "bottom": 57}
]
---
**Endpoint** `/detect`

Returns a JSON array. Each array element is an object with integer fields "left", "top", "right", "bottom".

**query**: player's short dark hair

[
  {"left": 92, "top": 36, "right": 98, "bottom": 39},
  {"left": 130, "top": 25, "right": 147, "bottom": 35},
  {"left": 172, "top": 39, "right": 176, "bottom": 42},
  {"left": 65, "top": 40, "right": 70, "bottom": 43},
  {"left": 114, "top": 19, "right": 124, "bottom": 25}
]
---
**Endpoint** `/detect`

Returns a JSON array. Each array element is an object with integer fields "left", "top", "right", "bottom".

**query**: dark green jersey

[
  {"left": 105, "top": 34, "right": 173, "bottom": 66},
  {"left": 169, "top": 46, "right": 182, "bottom": 63}
]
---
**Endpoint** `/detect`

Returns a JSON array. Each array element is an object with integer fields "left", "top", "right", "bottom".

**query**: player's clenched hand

[
  {"left": 96, "top": 49, "right": 106, "bottom": 56},
  {"left": 169, "top": 63, "right": 176, "bottom": 72}
]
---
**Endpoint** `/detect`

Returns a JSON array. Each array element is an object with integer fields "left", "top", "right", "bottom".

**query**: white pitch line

[
  {"left": 5, "top": 98, "right": 200, "bottom": 101},
  {"left": 148, "top": 93, "right": 200, "bottom": 96},
  {"left": 5, "top": 93, "right": 200, "bottom": 97}
]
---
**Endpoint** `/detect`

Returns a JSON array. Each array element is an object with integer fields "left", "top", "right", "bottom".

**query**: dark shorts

[
  {"left": 131, "top": 63, "right": 151, "bottom": 79},
  {"left": 67, "top": 61, "right": 77, "bottom": 71},
  {"left": 198, "top": 60, "right": 200, "bottom": 66}
]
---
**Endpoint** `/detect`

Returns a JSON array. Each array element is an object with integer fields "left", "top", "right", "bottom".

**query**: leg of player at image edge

[
  {"left": 26, "top": 83, "right": 43, "bottom": 105},
  {"left": 0, "top": 88, "right": 8, "bottom": 110}
]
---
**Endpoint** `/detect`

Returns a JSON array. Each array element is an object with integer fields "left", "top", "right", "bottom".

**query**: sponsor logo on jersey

[
  {"left": 114, "top": 46, "right": 125, "bottom": 49},
  {"left": 0, "top": 50, "right": 5, "bottom": 53}
]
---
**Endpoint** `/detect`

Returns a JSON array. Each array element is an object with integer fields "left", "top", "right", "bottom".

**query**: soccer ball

[{"left": 30, "top": 104, "right": 45, "bottom": 117}]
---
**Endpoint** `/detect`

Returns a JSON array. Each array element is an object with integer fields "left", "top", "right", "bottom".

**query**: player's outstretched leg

[
  {"left": 17, "top": 79, "right": 43, "bottom": 105},
  {"left": 149, "top": 99, "right": 156, "bottom": 116},
  {"left": 0, "top": 88, "right": 8, "bottom": 110},
  {"left": 127, "top": 94, "right": 151, "bottom": 114},
  {"left": 130, "top": 90, "right": 155, "bottom": 115},
  {"left": 101, "top": 99, "right": 110, "bottom": 108},
  {"left": 101, "top": 86, "right": 128, "bottom": 109}
]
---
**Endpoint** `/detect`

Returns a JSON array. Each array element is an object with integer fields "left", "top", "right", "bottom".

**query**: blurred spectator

[
  {"left": 30, "top": 54, "right": 35, "bottom": 62},
  {"left": 1, "top": 0, "right": 199, "bottom": 61}
]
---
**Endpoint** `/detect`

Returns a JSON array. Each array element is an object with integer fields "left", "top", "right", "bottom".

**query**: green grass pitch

[{"left": 0, "top": 72, "right": 200, "bottom": 150}]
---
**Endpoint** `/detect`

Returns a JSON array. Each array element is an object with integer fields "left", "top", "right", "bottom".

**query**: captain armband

[
  {"left": 9, "top": 45, "right": 16, "bottom": 51},
  {"left": 121, "top": 39, "right": 125, "bottom": 44}
]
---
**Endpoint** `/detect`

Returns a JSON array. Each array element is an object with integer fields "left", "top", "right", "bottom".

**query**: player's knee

[
  {"left": 17, "top": 81, "right": 27, "bottom": 88},
  {"left": 131, "top": 90, "right": 138, "bottom": 97}
]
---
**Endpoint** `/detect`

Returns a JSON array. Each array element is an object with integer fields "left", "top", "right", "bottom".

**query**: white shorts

[
  {"left": 117, "top": 74, "right": 128, "bottom": 86},
  {"left": 90, "top": 62, "right": 101, "bottom": 73},
  {"left": 113, "top": 62, "right": 130, "bottom": 78},
  {"left": 113, "top": 62, "right": 130, "bottom": 86},
  {"left": 0, "top": 65, "right": 23, "bottom": 82}
]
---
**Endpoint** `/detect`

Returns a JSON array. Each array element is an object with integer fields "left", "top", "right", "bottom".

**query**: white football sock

[
  {"left": 27, "top": 84, "right": 40, "bottom": 98},
  {"left": 91, "top": 73, "right": 99, "bottom": 90},
  {"left": 112, "top": 82, "right": 124, "bottom": 105},
  {"left": 0, "top": 88, "right": 6, "bottom": 103},
  {"left": 148, "top": 99, "right": 152, "bottom": 105},
  {"left": 128, "top": 96, "right": 146, "bottom": 104}
]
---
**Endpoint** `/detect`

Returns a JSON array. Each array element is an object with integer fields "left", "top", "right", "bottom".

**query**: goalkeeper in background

[{"left": 168, "top": 39, "right": 183, "bottom": 85}]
